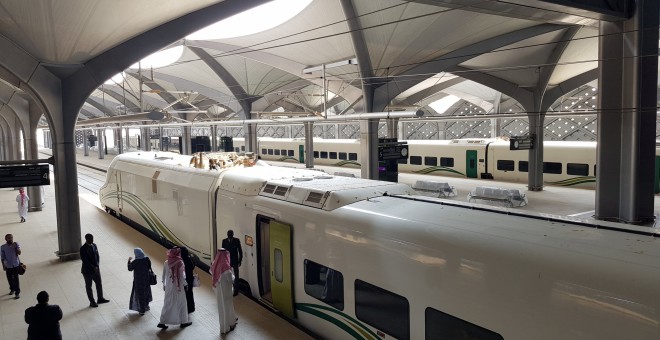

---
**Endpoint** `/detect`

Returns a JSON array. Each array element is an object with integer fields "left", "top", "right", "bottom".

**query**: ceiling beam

[
  {"left": 341, "top": 0, "right": 375, "bottom": 112},
  {"left": 85, "top": 98, "right": 116, "bottom": 117},
  {"left": 184, "top": 40, "right": 363, "bottom": 106},
  {"left": 542, "top": 68, "right": 599, "bottom": 110},
  {"left": 373, "top": 23, "right": 568, "bottom": 111},
  {"left": 189, "top": 46, "right": 255, "bottom": 118},
  {"left": 447, "top": 65, "right": 534, "bottom": 110}
]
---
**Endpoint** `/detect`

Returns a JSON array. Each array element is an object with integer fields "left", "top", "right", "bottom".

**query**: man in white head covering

[
  {"left": 210, "top": 248, "right": 237, "bottom": 334},
  {"left": 16, "top": 188, "right": 29, "bottom": 223}
]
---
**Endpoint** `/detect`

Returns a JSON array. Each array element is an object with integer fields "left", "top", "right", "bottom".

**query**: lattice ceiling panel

[
  {"left": 314, "top": 125, "right": 336, "bottom": 139},
  {"left": 258, "top": 126, "right": 286, "bottom": 138},
  {"left": 338, "top": 123, "right": 359, "bottom": 139},
  {"left": 445, "top": 120, "right": 491, "bottom": 139},
  {"left": 163, "top": 128, "right": 181, "bottom": 137},
  {"left": 192, "top": 127, "right": 210, "bottom": 137},
  {"left": 291, "top": 125, "right": 305, "bottom": 138},
  {"left": 75, "top": 130, "right": 84, "bottom": 146},
  {"left": 404, "top": 122, "right": 439, "bottom": 140},
  {"left": 500, "top": 119, "right": 529, "bottom": 137}
]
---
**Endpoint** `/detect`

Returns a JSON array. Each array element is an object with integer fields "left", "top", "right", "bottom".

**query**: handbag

[
  {"left": 17, "top": 262, "right": 26, "bottom": 275},
  {"left": 192, "top": 272, "right": 200, "bottom": 287},
  {"left": 148, "top": 268, "right": 157, "bottom": 285}
]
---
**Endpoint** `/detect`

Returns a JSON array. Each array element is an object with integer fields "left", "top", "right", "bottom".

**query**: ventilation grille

[
  {"left": 274, "top": 186, "right": 289, "bottom": 196},
  {"left": 260, "top": 183, "right": 290, "bottom": 199},
  {"left": 305, "top": 192, "right": 325, "bottom": 204},
  {"left": 263, "top": 184, "right": 277, "bottom": 194}
]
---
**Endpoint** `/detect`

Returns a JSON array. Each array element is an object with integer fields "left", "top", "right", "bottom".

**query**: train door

[
  {"left": 299, "top": 145, "right": 305, "bottom": 163},
  {"left": 466, "top": 150, "right": 478, "bottom": 178},
  {"left": 256, "top": 215, "right": 295, "bottom": 318}
]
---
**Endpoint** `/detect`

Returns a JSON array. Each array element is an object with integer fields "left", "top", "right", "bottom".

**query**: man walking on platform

[
  {"left": 1, "top": 234, "right": 21, "bottom": 299},
  {"left": 221, "top": 230, "right": 242, "bottom": 296},
  {"left": 80, "top": 233, "right": 110, "bottom": 307}
]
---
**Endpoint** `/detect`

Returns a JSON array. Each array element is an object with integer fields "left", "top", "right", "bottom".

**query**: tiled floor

[{"left": 0, "top": 168, "right": 313, "bottom": 339}]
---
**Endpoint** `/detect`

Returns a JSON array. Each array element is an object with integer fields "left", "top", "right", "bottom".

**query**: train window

[
  {"left": 304, "top": 260, "right": 344, "bottom": 310},
  {"left": 410, "top": 156, "right": 422, "bottom": 165},
  {"left": 518, "top": 161, "right": 528, "bottom": 172},
  {"left": 425, "top": 157, "right": 438, "bottom": 166},
  {"left": 425, "top": 307, "right": 503, "bottom": 340},
  {"left": 594, "top": 164, "right": 597, "bottom": 175},
  {"left": 241, "top": 146, "right": 245, "bottom": 151},
  {"left": 355, "top": 279, "right": 409, "bottom": 340},
  {"left": 288, "top": 150, "right": 294, "bottom": 157},
  {"left": 261, "top": 148, "right": 267, "bottom": 155},
  {"left": 321, "top": 151, "right": 328, "bottom": 159},
  {"left": 274, "top": 149, "right": 281, "bottom": 156},
  {"left": 440, "top": 157, "right": 454, "bottom": 167},
  {"left": 567, "top": 163, "right": 589, "bottom": 176},
  {"left": 314, "top": 151, "right": 319, "bottom": 158},
  {"left": 280, "top": 149, "right": 287, "bottom": 156},
  {"left": 339, "top": 152, "right": 347, "bottom": 160},
  {"left": 268, "top": 149, "right": 274, "bottom": 155},
  {"left": 274, "top": 248, "right": 283, "bottom": 283},
  {"left": 543, "top": 162, "right": 562, "bottom": 174},
  {"left": 398, "top": 158, "right": 407, "bottom": 164},
  {"left": 497, "top": 160, "right": 514, "bottom": 171},
  {"left": 329, "top": 152, "right": 338, "bottom": 159},
  {"left": 349, "top": 153, "right": 358, "bottom": 161}
]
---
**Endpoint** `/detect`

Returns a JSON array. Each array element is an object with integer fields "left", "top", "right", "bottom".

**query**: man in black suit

[
  {"left": 25, "top": 291, "right": 63, "bottom": 339},
  {"left": 221, "top": 230, "right": 242, "bottom": 296},
  {"left": 80, "top": 233, "right": 110, "bottom": 307}
]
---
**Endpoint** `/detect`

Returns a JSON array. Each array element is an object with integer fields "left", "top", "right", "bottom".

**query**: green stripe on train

[
  {"left": 333, "top": 160, "right": 361, "bottom": 167},
  {"left": 102, "top": 191, "right": 211, "bottom": 258},
  {"left": 413, "top": 166, "right": 465, "bottom": 176},
  {"left": 277, "top": 156, "right": 299, "bottom": 163},
  {"left": 296, "top": 303, "right": 378, "bottom": 340},
  {"left": 545, "top": 176, "right": 596, "bottom": 186}
]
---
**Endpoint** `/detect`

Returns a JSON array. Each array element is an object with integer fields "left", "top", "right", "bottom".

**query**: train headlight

[{"left": 401, "top": 147, "right": 408, "bottom": 157}]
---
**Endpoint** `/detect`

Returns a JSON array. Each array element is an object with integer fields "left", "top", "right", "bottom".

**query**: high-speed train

[
  {"left": 100, "top": 151, "right": 660, "bottom": 340},
  {"left": 230, "top": 137, "right": 660, "bottom": 190}
]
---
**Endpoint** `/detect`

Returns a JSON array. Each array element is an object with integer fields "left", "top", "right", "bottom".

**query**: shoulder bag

[{"left": 148, "top": 267, "right": 157, "bottom": 285}]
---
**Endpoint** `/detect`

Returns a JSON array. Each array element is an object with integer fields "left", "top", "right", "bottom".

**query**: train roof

[
  {"left": 219, "top": 166, "right": 414, "bottom": 211},
  {"left": 340, "top": 195, "right": 660, "bottom": 265}
]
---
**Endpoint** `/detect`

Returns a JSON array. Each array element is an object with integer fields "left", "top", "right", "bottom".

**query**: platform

[{"left": 0, "top": 153, "right": 314, "bottom": 339}]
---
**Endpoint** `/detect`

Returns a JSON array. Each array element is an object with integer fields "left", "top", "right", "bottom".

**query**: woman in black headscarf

[
  {"left": 179, "top": 247, "right": 196, "bottom": 313},
  {"left": 127, "top": 248, "right": 153, "bottom": 315}
]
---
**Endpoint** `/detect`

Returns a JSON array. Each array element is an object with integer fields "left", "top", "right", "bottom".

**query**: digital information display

[{"left": 0, "top": 164, "right": 50, "bottom": 188}]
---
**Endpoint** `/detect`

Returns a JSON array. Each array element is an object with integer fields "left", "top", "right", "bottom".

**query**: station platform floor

[{"left": 0, "top": 150, "right": 315, "bottom": 339}]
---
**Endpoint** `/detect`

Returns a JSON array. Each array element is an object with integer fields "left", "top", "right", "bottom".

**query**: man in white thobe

[
  {"left": 157, "top": 247, "right": 191, "bottom": 330},
  {"left": 210, "top": 248, "right": 237, "bottom": 334}
]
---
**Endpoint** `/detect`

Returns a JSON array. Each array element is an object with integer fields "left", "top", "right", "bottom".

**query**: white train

[
  {"left": 229, "top": 137, "right": 660, "bottom": 191},
  {"left": 100, "top": 151, "right": 660, "bottom": 339}
]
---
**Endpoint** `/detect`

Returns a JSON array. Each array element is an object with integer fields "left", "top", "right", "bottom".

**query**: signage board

[
  {"left": 0, "top": 164, "right": 50, "bottom": 188},
  {"left": 510, "top": 136, "right": 534, "bottom": 150}
]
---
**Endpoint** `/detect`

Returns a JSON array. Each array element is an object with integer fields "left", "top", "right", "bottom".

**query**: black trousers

[
  {"left": 232, "top": 264, "right": 240, "bottom": 292},
  {"left": 83, "top": 271, "right": 104, "bottom": 303},
  {"left": 5, "top": 266, "right": 20, "bottom": 294}
]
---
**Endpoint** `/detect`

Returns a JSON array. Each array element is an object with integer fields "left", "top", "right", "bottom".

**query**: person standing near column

[
  {"left": 1, "top": 234, "right": 21, "bottom": 299},
  {"left": 16, "top": 188, "right": 29, "bottom": 223},
  {"left": 221, "top": 230, "right": 242, "bottom": 296},
  {"left": 80, "top": 234, "right": 110, "bottom": 307}
]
